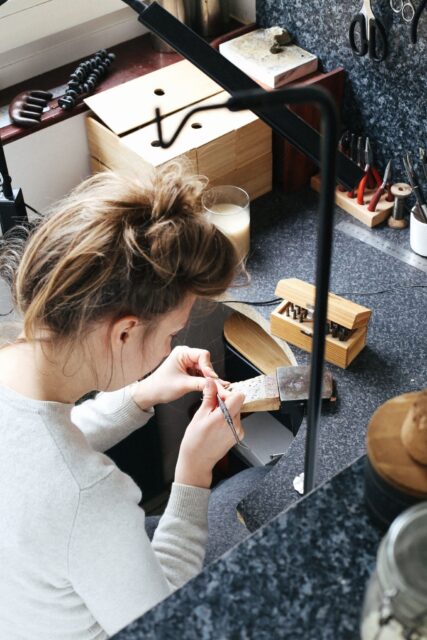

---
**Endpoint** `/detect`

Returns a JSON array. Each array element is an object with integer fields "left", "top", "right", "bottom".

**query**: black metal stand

[
  {"left": 154, "top": 85, "right": 338, "bottom": 494},
  {"left": 0, "top": 138, "right": 28, "bottom": 234}
]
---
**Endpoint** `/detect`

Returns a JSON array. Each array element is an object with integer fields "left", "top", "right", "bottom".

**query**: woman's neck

[{"left": 0, "top": 339, "right": 95, "bottom": 404}]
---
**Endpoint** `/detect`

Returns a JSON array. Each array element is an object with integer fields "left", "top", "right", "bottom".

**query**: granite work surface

[
  {"left": 233, "top": 188, "right": 427, "bottom": 529},
  {"left": 113, "top": 456, "right": 382, "bottom": 640}
]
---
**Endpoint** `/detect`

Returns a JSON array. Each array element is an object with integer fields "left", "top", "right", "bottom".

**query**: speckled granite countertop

[
  {"left": 112, "top": 188, "right": 426, "bottom": 639},
  {"left": 234, "top": 188, "right": 426, "bottom": 530},
  {"left": 114, "top": 456, "right": 382, "bottom": 639}
]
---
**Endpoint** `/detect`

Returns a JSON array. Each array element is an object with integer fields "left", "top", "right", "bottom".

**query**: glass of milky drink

[{"left": 202, "top": 185, "right": 250, "bottom": 262}]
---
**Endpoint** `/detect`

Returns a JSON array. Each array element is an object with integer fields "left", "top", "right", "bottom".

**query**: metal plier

[{"left": 357, "top": 138, "right": 383, "bottom": 204}]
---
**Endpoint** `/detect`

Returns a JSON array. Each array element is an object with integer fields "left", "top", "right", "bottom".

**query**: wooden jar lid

[{"left": 367, "top": 391, "right": 427, "bottom": 498}]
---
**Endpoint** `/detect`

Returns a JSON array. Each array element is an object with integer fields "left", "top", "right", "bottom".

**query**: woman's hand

[
  {"left": 174, "top": 379, "right": 245, "bottom": 489},
  {"left": 132, "top": 346, "right": 227, "bottom": 409}
]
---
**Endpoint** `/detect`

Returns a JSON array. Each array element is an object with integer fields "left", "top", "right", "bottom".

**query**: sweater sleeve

[
  {"left": 68, "top": 469, "right": 210, "bottom": 637},
  {"left": 70, "top": 384, "right": 154, "bottom": 452}
]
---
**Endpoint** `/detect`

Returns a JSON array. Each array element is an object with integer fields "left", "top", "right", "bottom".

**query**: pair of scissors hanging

[
  {"left": 349, "top": 0, "right": 388, "bottom": 62},
  {"left": 390, "top": 0, "right": 415, "bottom": 23}
]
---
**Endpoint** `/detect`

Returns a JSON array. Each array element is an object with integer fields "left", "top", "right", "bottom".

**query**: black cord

[
  {"left": 223, "top": 284, "right": 427, "bottom": 307},
  {"left": 334, "top": 284, "right": 427, "bottom": 296},
  {"left": 223, "top": 297, "right": 282, "bottom": 306}
]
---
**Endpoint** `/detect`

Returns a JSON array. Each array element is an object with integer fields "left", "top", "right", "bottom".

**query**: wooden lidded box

[
  {"left": 85, "top": 60, "right": 272, "bottom": 200},
  {"left": 270, "top": 278, "right": 372, "bottom": 369}
]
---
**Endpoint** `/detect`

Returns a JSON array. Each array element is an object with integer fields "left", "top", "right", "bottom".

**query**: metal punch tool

[{"left": 216, "top": 394, "right": 248, "bottom": 449}]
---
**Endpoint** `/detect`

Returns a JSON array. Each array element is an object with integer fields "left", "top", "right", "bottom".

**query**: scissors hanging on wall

[
  {"left": 390, "top": 0, "right": 415, "bottom": 23},
  {"left": 349, "top": 0, "right": 388, "bottom": 62}
]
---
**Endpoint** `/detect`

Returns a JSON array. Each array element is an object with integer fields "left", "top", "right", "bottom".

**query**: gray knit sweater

[{"left": 0, "top": 383, "right": 210, "bottom": 639}]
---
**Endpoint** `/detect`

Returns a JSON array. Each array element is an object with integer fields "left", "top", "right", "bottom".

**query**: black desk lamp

[{"left": 122, "top": 0, "right": 355, "bottom": 493}]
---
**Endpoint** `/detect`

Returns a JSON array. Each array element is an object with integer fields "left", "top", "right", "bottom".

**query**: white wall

[
  {"left": 0, "top": 0, "right": 146, "bottom": 90},
  {"left": 4, "top": 113, "right": 91, "bottom": 216},
  {"left": 229, "top": 0, "right": 256, "bottom": 24}
]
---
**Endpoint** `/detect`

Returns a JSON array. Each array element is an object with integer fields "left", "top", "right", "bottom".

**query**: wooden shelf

[{"left": 0, "top": 20, "right": 244, "bottom": 146}]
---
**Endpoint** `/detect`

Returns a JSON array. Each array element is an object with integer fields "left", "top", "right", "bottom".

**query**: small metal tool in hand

[{"left": 216, "top": 393, "right": 247, "bottom": 448}]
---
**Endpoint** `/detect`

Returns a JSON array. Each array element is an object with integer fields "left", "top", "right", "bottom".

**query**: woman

[{"left": 0, "top": 163, "right": 248, "bottom": 639}]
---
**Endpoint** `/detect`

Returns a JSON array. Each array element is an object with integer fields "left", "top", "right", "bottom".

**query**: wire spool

[
  {"left": 388, "top": 182, "right": 411, "bottom": 229},
  {"left": 365, "top": 390, "right": 427, "bottom": 530}
]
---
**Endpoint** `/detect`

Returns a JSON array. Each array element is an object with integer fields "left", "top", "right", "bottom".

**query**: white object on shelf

[{"left": 219, "top": 27, "right": 318, "bottom": 88}]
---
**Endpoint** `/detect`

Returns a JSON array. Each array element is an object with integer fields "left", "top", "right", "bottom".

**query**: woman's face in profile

[{"left": 109, "top": 295, "right": 196, "bottom": 388}]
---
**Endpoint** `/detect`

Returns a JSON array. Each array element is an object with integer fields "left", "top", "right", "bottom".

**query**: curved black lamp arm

[
  {"left": 155, "top": 85, "right": 338, "bottom": 494},
  {"left": 154, "top": 104, "right": 226, "bottom": 149}
]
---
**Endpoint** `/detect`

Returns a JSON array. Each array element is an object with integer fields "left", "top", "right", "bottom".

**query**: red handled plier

[
  {"left": 357, "top": 138, "right": 382, "bottom": 205},
  {"left": 367, "top": 160, "right": 392, "bottom": 212}
]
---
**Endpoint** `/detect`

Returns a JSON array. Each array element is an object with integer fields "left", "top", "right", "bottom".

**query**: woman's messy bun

[{"left": 0, "top": 161, "right": 240, "bottom": 345}]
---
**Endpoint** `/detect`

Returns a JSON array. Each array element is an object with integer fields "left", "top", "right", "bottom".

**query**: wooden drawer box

[
  {"left": 85, "top": 61, "right": 272, "bottom": 200},
  {"left": 270, "top": 278, "right": 372, "bottom": 369}
]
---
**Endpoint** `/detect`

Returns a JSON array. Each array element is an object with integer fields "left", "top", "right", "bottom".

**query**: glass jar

[{"left": 361, "top": 502, "right": 427, "bottom": 640}]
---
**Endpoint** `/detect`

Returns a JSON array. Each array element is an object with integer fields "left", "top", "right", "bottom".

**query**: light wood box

[
  {"left": 85, "top": 60, "right": 272, "bottom": 200},
  {"left": 270, "top": 278, "right": 372, "bottom": 369}
]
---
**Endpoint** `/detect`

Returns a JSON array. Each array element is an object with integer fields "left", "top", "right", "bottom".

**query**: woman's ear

[
  {"left": 120, "top": 330, "right": 130, "bottom": 344},
  {"left": 110, "top": 316, "right": 140, "bottom": 349}
]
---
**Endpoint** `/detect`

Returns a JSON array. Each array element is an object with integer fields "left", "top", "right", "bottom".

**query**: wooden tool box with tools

[
  {"left": 270, "top": 278, "right": 372, "bottom": 369},
  {"left": 85, "top": 59, "right": 272, "bottom": 200}
]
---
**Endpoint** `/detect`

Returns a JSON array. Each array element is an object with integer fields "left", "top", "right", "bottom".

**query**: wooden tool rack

[{"left": 270, "top": 278, "right": 372, "bottom": 369}]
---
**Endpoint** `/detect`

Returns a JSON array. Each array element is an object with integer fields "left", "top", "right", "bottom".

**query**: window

[{"left": 0, "top": 0, "right": 144, "bottom": 90}]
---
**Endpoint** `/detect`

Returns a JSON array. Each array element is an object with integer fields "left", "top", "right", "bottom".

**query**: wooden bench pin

[{"left": 228, "top": 365, "right": 333, "bottom": 413}]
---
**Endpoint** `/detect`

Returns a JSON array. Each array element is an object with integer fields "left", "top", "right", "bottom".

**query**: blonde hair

[{"left": 0, "top": 162, "right": 240, "bottom": 348}]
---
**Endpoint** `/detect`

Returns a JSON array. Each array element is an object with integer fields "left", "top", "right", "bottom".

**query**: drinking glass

[{"left": 202, "top": 185, "right": 250, "bottom": 262}]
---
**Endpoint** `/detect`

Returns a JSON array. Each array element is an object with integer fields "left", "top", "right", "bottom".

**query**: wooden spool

[{"left": 365, "top": 390, "right": 427, "bottom": 528}]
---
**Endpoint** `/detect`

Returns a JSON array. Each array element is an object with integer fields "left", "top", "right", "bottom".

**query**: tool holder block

[
  {"left": 270, "top": 278, "right": 372, "bottom": 369},
  {"left": 310, "top": 174, "right": 394, "bottom": 227}
]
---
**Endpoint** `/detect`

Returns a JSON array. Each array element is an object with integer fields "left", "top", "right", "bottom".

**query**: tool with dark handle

[
  {"left": 367, "top": 160, "right": 392, "bottom": 211},
  {"left": 411, "top": 0, "right": 427, "bottom": 43},
  {"left": 348, "top": 133, "right": 358, "bottom": 198},
  {"left": 419, "top": 148, "right": 427, "bottom": 184},
  {"left": 337, "top": 131, "right": 351, "bottom": 192},
  {"left": 349, "top": 0, "right": 388, "bottom": 62},
  {"left": 403, "top": 153, "right": 427, "bottom": 223},
  {"left": 216, "top": 393, "right": 248, "bottom": 447}
]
